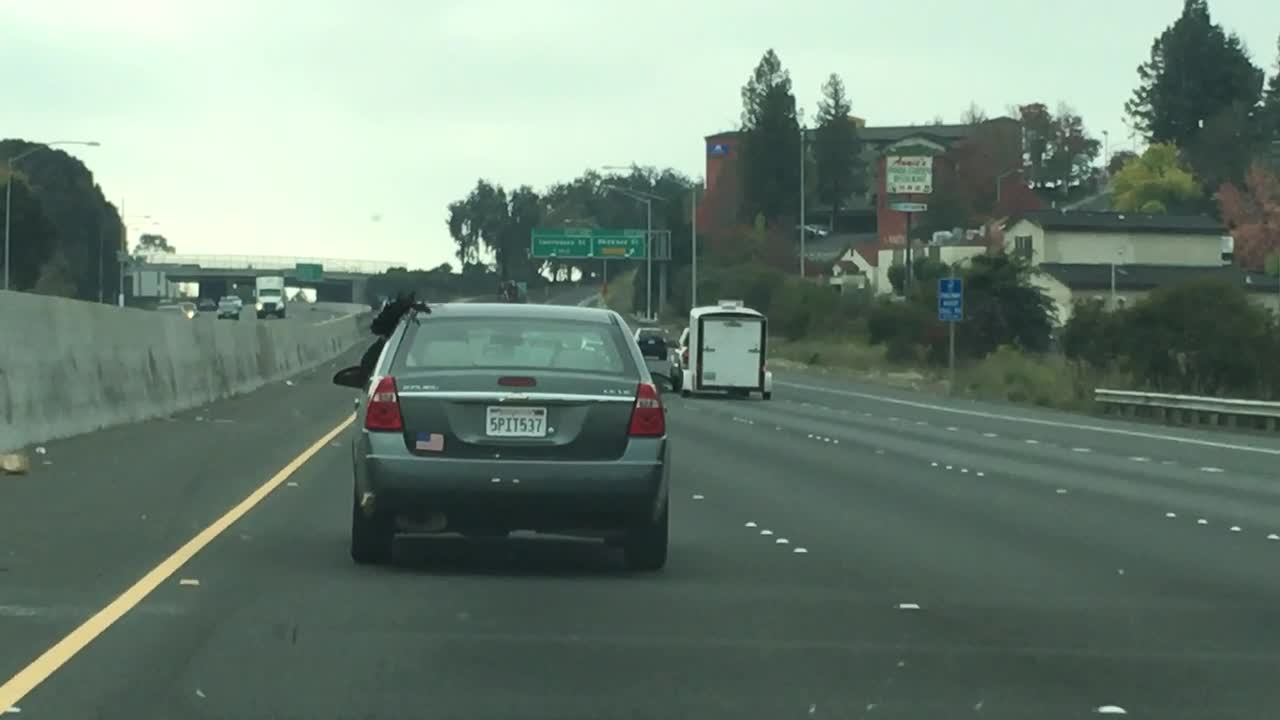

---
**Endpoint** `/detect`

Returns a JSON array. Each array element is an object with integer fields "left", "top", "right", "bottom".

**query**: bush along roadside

[{"left": 636, "top": 252, "right": 1280, "bottom": 415}]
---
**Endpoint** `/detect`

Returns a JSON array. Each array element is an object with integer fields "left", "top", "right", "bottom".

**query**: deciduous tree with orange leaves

[{"left": 1218, "top": 163, "right": 1280, "bottom": 272}]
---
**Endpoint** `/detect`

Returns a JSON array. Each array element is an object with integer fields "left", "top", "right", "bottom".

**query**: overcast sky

[{"left": 4, "top": 0, "right": 1278, "bottom": 270}]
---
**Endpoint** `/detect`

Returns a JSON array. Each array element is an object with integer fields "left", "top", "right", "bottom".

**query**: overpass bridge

[{"left": 129, "top": 254, "right": 406, "bottom": 304}]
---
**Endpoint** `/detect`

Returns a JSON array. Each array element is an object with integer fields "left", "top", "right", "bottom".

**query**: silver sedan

[{"left": 332, "top": 302, "right": 671, "bottom": 571}]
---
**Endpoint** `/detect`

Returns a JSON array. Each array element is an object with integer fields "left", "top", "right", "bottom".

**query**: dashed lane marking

[{"left": 777, "top": 380, "right": 1280, "bottom": 456}]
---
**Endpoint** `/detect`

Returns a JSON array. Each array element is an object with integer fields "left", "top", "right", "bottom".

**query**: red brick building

[{"left": 698, "top": 117, "right": 1042, "bottom": 267}]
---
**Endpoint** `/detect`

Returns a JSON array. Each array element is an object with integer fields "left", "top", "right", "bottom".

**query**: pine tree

[
  {"left": 814, "top": 73, "right": 864, "bottom": 232},
  {"left": 738, "top": 50, "right": 801, "bottom": 224},
  {"left": 1125, "top": 0, "right": 1263, "bottom": 149}
]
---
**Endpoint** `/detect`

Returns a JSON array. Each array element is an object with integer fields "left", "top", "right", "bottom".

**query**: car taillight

[
  {"left": 628, "top": 382, "right": 665, "bottom": 437},
  {"left": 681, "top": 348, "right": 689, "bottom": 366},
  {"left": 365, "top": 375, "right": 403, "bottom": 431}
]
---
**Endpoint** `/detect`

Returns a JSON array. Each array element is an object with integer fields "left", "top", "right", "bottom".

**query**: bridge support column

[{"left": 350, "top": 277, "right": 368, "bottom": 305}]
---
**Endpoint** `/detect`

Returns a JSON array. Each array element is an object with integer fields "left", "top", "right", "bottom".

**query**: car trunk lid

[{"left": 395, "top": 369, "right": 637, "bottom": 461}]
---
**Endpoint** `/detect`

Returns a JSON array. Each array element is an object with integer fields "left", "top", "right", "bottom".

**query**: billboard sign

[{"left": 886, "top": 155, "right": 934, "bottom": 194}]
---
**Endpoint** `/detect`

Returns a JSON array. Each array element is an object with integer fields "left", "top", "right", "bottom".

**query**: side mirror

[{"left": 333, "top": 365, "right": 369, "bottom": 389}]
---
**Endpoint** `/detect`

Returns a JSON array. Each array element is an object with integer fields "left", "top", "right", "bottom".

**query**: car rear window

[
  {"left": 637, "top": 334, "right": 668, "bottom": 358},
  {"left": 396, "top": 317, "right": 635, "bottom": 376}
]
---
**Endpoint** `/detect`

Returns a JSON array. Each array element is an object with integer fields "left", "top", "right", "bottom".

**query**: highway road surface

[{"left": 4, "top": 302, "right": 1280, "bottom": 718}]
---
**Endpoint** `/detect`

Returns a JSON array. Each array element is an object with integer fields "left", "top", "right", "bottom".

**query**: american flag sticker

[{"left": 415, "top": 432, "right": 445, "bottom": 452}]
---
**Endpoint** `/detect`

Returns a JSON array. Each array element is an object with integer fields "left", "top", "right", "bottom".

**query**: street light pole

[
  {"left": 1110, "top": 262, "right": 1116, "bottom": 309},
  {"left": 995, "top": 168, "right": 1019, "bottom": 209},
  {"left": 644, "top": 198, "right": 654, "bottom": 320},
  {"left": 799, "top": 114, "right": 806, "bottom": 279},
  {"left": 3, "top": 161, "right": 12, "bottom": 292},
  {"left": 691, "top": 187, "right": 698, "bottom": 308},
  {"left": 601, "top": 181, "right": 664, "bottom": 320},
  {"left": 3, "top": 141, "right": 101, "bottom": 292},
  {"left": 118, "top": 212, "right": 157, "bottom": 306}
]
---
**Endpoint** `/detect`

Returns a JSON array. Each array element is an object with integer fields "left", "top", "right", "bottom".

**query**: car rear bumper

[
  {"left": 353, "top": 434, "right": 669, "bottom": 534},
  {"left": 681, "top": 369, "right": 773, "bottom": 394}
]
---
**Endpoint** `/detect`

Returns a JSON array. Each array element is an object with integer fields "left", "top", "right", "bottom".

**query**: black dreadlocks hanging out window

[{"left": 359, "top": 292, "right": 431, "bottom": 380}]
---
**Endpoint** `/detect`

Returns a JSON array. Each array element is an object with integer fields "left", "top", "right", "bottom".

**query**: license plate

[{"left": 485, "top": 406, "right": 547, "bottom": 437}]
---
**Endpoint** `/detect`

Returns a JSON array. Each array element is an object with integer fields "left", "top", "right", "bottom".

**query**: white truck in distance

[
  {"left": 255, "top": 276, "right": 287, "bottom": 319},
  {"left": 680, "top": 299, "right": 772, "bottom": 400}
]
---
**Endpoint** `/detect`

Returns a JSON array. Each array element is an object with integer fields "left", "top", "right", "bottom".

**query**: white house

[
  {"left": 1001, "top": 210, "right": 1277, "bottom": 322},
  {"left": 1003, "top": 210, "right": 1230, "bottom": 268}
]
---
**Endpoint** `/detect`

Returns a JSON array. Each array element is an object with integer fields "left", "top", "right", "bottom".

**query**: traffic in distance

[
  {"left": 329, "top": 295, "right": 773, "bottom": 570},
  {"left": 148, "top": 274, "right": 298, "bottom": 321}
]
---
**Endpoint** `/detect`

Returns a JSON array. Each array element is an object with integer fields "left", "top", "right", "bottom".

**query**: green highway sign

[
  {"left": 531, "top": 228, "right": 647, "bottom": 259},
  {"left": 295, "top": 263, "right": 324, "bottom": 282}
]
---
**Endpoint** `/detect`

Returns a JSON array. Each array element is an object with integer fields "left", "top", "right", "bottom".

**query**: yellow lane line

[{"left": 0, "top": 413, "right": 356, "bottom": 711}]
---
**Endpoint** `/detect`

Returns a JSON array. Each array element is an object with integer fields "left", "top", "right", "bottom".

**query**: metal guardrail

[
  {"left": 134, "top": 253, "right": 405, "bottom": 275},
  {"left": 1094, "top": 388, "right": 1280, "bottom": 430}
]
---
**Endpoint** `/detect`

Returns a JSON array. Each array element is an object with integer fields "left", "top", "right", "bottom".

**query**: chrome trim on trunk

[{"left": 397, "top": 391, "right": 635, "bottom": 403}]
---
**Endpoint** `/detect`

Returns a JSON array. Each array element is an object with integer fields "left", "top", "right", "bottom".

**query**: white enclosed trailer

[{"left": 680, "top": 299, "right": 772, "bottom": 400}]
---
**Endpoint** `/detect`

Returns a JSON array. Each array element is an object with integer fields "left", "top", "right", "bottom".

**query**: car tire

[
  {"left": 762, "top": 391, "right": 772, "bottom": 400},
  {"left": 350, "top": 492, "right": 394, "bottom": 565},
  {"left": 623, "top": 500, "right": 668, "bottom": 572}
]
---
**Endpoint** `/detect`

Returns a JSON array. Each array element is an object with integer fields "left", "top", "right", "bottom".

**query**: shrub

[
  {"left": 868, "top": 298, "right": 932, "bottom": 346},
  {"left": 1061, "top": 298, "right": 1124, "bottom": 370},
  {"left": 959, "top": 346, "right": 1087, "bottom": 409},
  {"left": 770, "top": 278, "right": 841, "bottom": 340},
  {"left": 1119, "top": 278, "right": 1280, "bottom": 398}
]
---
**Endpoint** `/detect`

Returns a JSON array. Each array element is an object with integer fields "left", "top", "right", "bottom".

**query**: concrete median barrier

[{"left": 0, "top": 290, "right": 372, "bottom": 452}]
